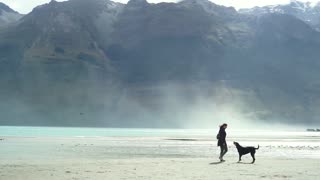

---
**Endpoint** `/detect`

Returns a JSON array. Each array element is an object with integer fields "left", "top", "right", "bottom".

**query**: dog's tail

[{"left": 255, "top": 145, "right": 260, "bottom": 150}]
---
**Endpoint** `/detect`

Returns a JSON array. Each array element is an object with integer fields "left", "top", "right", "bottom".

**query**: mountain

[
  {"left": 0, "top": 0, "right": 320, "bottom": 127},
  {"left": 0, "top": 0, "right": 124, "bottom": 126},
  {"left": 239, "top": 0, "right": 320, "bottom": 31},
  {"left": 0, "top": 2, "right": 22, "bottom": 28}
]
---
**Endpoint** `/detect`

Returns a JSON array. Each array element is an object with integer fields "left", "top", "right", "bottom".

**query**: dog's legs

[
  {"left": 238, "top": 155, "right": 242, "bottom": 162},
  {"left": 251, "top": 152, "right": 255, "bottom": 164}
]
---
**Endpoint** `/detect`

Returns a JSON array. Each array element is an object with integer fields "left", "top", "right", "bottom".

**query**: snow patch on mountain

[{"left": 239, "top": 1, "right": 320, "bottom": 31}]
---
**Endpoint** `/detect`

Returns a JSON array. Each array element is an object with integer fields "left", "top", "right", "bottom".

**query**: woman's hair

[{"left": 220, "top": 123, "right": 228, "bottom": 128}]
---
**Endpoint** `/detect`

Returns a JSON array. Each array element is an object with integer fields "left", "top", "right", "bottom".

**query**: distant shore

[{"left": 306, "top": 128, "right": 320, "bottom": 132}]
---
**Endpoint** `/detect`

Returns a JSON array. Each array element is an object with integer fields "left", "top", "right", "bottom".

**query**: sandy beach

[
  {"left": 1, "top": 157, "right": 319, "bottom": 180},
  {"left": 0, "top": 134, "right": 319, "bottom": 180}
]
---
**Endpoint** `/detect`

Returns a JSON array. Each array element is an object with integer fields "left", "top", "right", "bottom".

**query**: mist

[{"left": 0, "top": 76, "right": 312, "bottom": 130}]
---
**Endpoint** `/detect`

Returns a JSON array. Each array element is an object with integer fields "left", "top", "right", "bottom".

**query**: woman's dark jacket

[{"left": 217, "top": 127, "right": 227, "bottom": 146}]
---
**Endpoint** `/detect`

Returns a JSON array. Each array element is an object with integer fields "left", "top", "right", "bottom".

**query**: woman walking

[{"left": 217, "top": 123, "right": 228, "bottom": 161}]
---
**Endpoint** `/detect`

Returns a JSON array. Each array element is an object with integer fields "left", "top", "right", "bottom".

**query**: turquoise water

[
  {"left": 0, "top": 126, "right": 215, "bottom": 137},
  {"left": 0, "top": 126, "right": 320, "bottom": 146},
  {"left": 1, "top": 126, "right": 320, "bottom": 159},
  {"left": 1, "top": 126, "right": 319, "bottom": 140}
]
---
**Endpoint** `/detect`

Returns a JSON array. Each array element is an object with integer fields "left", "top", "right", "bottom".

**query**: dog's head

[{"left": 233, "top": 142, "right": 240, "bottom": 146}]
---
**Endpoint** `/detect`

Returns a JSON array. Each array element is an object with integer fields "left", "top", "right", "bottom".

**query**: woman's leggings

[{"left": 220, "top": 144, "right": 228, "bottom": 159}]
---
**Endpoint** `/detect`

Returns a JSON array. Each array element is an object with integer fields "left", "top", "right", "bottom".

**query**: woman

[{"left": 217, "top": 123, "right": 228, "bottom": 161}]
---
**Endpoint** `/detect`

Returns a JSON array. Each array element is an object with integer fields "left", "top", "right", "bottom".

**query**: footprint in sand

[
  {"left": 274, "top": 175, "right": 291, "bottom": 178},
  {"left": 97, "top": 171, "right": 106, "bottom": 173}
]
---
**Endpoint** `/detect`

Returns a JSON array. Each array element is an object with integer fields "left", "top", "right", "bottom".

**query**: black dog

[{"left": 233, "top": 142, "right": 259, "bottom": 163}]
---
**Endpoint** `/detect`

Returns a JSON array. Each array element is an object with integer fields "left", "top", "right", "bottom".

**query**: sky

[{"left": 1, "top": 0, "right": 320, "bottom": 14}]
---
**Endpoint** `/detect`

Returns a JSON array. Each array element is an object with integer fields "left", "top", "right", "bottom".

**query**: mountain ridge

[
  {"left": 239, "top": 0, "right": 320, "bottom": 31},
  {"left": 0, "top": 2, "right": 22, "bottom": 28}
]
